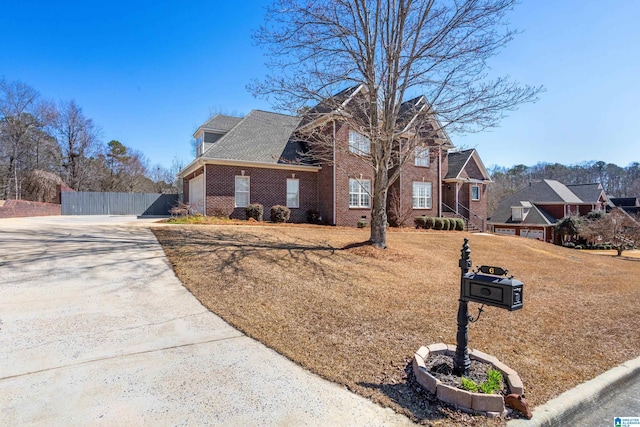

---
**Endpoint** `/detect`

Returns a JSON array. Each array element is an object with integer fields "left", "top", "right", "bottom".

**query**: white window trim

[
  {"left": 349, "top": 178, "right": 371, "bottom": 208},
  {"left": 348, "top": 130, "right": 371, "bottom": 155},
  {"left": 412, "top": 182, "right": 432, "bottom": 209},
  {"left": 414, "top": 147, "right": 430, "bottom": 167},
  {"left": 235, "top": 176, "right": 250, "bottom": 208},
  {"left": 286, "top": 178, "right": 299, "bottom": 208},
  {"left": 471, "top": 185, "right": 480, "bottom": 201}
]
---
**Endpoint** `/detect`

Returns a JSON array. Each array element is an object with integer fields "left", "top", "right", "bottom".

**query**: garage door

[
  {"left": 189, "top": 174, "right": 204, "bottom": 214},
  {"left": 520, "top": 229, "right": 544, "bottom": 240},
  {"left": 494, "top": 228, "right": 516, "bottom": 235}
]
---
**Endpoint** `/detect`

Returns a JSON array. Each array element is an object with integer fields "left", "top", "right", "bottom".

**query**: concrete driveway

[{"left": 0, "top": 216, "right": 412, "bottom": 426}]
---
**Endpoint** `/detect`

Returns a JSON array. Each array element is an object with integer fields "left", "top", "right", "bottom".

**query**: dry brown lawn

[{"left": 152, "top": 224, "right": 640, "bottom": 425}]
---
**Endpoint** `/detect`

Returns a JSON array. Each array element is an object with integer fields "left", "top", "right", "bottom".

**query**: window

[
  {"left": 349, "top": 130, "right": 370, "bottom": 155},
  {"left": 415, "top": 147, "right": 430, "bottom": 167},
  {"left": 412, "top": 182, "right": 432, "bottom": 209},
  {"left": 471, "top": 185, "right": 480, "bottom": 201},
  {"left": 286, "top": 178, "right": 299, "bottom": 208},
  {"left": 235, "top": 176, "right": 250, "bottom": 207},
  {"left": 349, "top": 178, "right": 371, "bottom": 208},
  {"left": 511, "top": 207, "right": 523, "bottom": 221}
]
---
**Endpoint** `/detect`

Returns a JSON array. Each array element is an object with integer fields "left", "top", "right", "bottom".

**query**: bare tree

[
  {"left": 0, "top": 79, "right": 58, "bottom": 200},
  {"left": 55, "top": 100, "right": 101, "bottom": 191},
  {"left": 251, "top": 0, "right": 543, "bottom": 248},
  {"left": 580, "top": 208, "right": 640, "bottom": 256}
]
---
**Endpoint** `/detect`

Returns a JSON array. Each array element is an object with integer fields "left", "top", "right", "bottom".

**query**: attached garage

[{"left": 188, "top": 173, "right": 205, "bottom": 214}]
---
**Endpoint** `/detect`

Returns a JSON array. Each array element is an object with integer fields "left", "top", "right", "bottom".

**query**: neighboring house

[
  {"left": 609, "top": 197, "right": 640, "bottom": 215},
  {"left": 488, "top": 180, "right": 609, "bottom": 243},
  {"left": 178, "top": 86, "right": 491, "bottom": 229}
]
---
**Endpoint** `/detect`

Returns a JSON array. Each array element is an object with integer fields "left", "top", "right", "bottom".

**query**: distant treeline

[{"left": 487, "top": 161, "right": 640, "bottom": 215}]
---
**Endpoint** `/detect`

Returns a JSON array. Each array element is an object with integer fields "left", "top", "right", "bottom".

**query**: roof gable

[
  {"left": 196, "top": 114, "right": 243, "bottom": 135},
  {"left": 445, "top": 149, "right": 491, "bottom": 181}
]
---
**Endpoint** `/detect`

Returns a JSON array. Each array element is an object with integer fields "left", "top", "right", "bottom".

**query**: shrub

[
  {"left": 307, "top": 210, "right": 321, "bottom": 224},
  {"left": 575, "top": 245, "right": 584, "bottom": 250},
  {"left": 454, "top": 218, "right": 465, "bottom": 231},
  {"left": 565, "top": 242, "right": 575, "bottom": 249},
  {"left": 246, "top": 203, "right": 263, "bottom": 221},
  {"left": 433, "top": 217, "right": 444, "bottom": 230},
  {"left": 270, "top": 205, "right": 291, "bottom": 223},
  {"left": 169, "top": 202, "right": 191, "bottom": 217},
  {"left": 425, "top": 217, "right": 435, "bottom": 229},
  {"left": 414, "top": 216, "right": 427, "bottom": 229}
]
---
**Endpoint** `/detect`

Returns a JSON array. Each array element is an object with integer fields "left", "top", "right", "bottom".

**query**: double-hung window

[
  {"left": 415, "top": 147, "right": 430, "bottom": 167},
  {"left": 349, "top": 178, "right": 371, "bottom": 208},
  {"left": 412, "top": 182, "right": 432, "bottom": 209},
  {"left": 471, "top": 185, "right": 480, "bottom": 201},
  {"left": 348, "top": 130, "right": 370, "bottom": 155},
  {"left": 235, "top": 176, "right": 250, "bottom": 207},
  {"left": 286, "top": 178, "right": 299, "bottom": 208}
]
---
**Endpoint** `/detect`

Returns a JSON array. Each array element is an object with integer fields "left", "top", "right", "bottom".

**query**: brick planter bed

[{"left": 413, "top": 343, "right": 524, "bottom": 417}]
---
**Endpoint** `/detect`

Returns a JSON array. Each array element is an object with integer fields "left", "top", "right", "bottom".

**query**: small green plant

[
  {"left": 425, "top": 217, "right": 435, "bottom": 229},
  {"left": 479, "top": 369, "right": 503, "bottom": 394},
  {"left": 454, "top": 218, "right": 465, "bottom": 231},
  {"left": 460, "top": 377, "right": 479, "bottom": 392}
]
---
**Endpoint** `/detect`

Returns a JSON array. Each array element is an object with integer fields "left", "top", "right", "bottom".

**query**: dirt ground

[{"left": 153, "top": 224, "right": 640, "bottom": 425}]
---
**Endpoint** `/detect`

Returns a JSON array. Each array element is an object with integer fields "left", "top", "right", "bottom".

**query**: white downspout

[
  {"left": 203, "top": 164, "right": 207, "bottom": 215},
  {"left": 455, "top": 182, "right": 459, "bottom": 214},
  {"left": 438, "top": 146, "right": 442, "bottom": 217},
  {"left": 333, "top": 120, "right": 337, "bottom": 225}
]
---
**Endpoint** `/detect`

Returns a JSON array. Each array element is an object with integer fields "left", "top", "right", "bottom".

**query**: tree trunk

[
  {"left": 616, "top": 247, "right": 623, "bottom": 257},
  {"left": 369, "top": 168, "right": 389, "bottom": 249}
]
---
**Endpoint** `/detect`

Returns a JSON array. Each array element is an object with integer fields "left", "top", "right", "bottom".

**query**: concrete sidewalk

[{"left": 0, "top": 216, "right": 412, "bottom": 426}]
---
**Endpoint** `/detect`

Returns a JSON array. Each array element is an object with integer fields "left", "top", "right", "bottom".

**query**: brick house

[
  {"left": 487, "top": 180, "right": 609, "bottom": 243},
  {"left": 178, "top": 86, "right": 491, "bottom": 228}
]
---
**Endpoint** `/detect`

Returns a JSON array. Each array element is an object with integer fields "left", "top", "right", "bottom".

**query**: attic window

[
  {"left": 349, "top": 131, "right": 370, "bottom": 155},
  {"left": 511, "top": 202, "right": 532, "bottom": 222},
  {"left": 415, "top": 147, "right": 430, "bottom": 167},
  {"left": 511, "top": 207, "right": 524, "bottom": 222}
]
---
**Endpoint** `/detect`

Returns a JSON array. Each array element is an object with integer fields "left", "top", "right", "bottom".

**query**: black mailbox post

[{"left": 453, "top": 239, "right": 524, "bottom": 376}]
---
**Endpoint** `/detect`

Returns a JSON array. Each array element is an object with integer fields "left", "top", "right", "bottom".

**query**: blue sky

[{"left": 1, "top": 0, "right": 639, "bottom": 171}]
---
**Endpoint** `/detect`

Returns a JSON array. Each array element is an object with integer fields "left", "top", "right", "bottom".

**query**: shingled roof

[
  {"left": 199, "top": 114, "right": 242, "bottom": 134},
  {"left": 489, "top": 179, "right": 600, "bottom": 224},
  {"left": 566, "top": 183, "right": 605, "bottom": 204},
  {"left": 200, "top": 110, "right": 310, "bottom": 164},
  {"left": 445, "top": 149, "right": 491, "bottom": 181}
]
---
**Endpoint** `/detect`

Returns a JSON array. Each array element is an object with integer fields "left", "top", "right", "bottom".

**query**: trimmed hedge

[
  {"left": 270, "top": 205, "right": 291, "bottom": 223},
  {"left": 433, "top": 217, "right": 445, "bottom": 230},
  {"left": 454, "top": 218, "right": 465, "bottom": 231},
  {"left": 246, "top": 203, "right": 263, "bottom": 221}
]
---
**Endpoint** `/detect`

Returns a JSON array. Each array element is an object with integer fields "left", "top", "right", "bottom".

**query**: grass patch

[{"left": 152, "top": 224, "right": 640, "bottom": 425}]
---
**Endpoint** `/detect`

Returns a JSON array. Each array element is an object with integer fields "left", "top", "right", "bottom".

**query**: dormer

[
  {"left": 194, "top": 114, "right": 243, "bottom": 157},
  {"left": 511, "top": 201, "right": 532, "bottom": 222}
]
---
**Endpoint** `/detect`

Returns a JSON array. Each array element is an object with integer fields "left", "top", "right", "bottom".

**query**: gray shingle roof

[
  {"left": 201, "top": 110, "right": 309, "bottom": 164},
  {"left": 200, "top": 114, "right": 243, "bottom": 132},
  {"left": 566, "top": 183, "right": 604, "bottom": 204},
  {"left": 489, "top": 179, "right": 590, "bottom": 224},
  {"left": 445, "top": 149, "right": 474, "bottom": 179}
]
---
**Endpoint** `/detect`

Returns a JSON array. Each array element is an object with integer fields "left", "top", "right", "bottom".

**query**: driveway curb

[{"left": 508, "top": 355, "right": 640, "bottom": 426}]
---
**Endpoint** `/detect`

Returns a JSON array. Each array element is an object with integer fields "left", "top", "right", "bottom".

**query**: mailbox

[{"left": 461, "top": 268, "right": 523, "bottom": 311}]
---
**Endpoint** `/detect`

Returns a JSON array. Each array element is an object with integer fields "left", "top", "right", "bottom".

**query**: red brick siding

[
  {"left": 332, "top": 122, "right": 375, "bottom": 227},
  {"left": 0, "top": 199, "right": 61, "bottom": 218},
  {"left": 398, "top": 149, "right": 441, "bottom": 225},
  {"left": 204, "top": 164, "right": 318, "bottom": 223}
]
